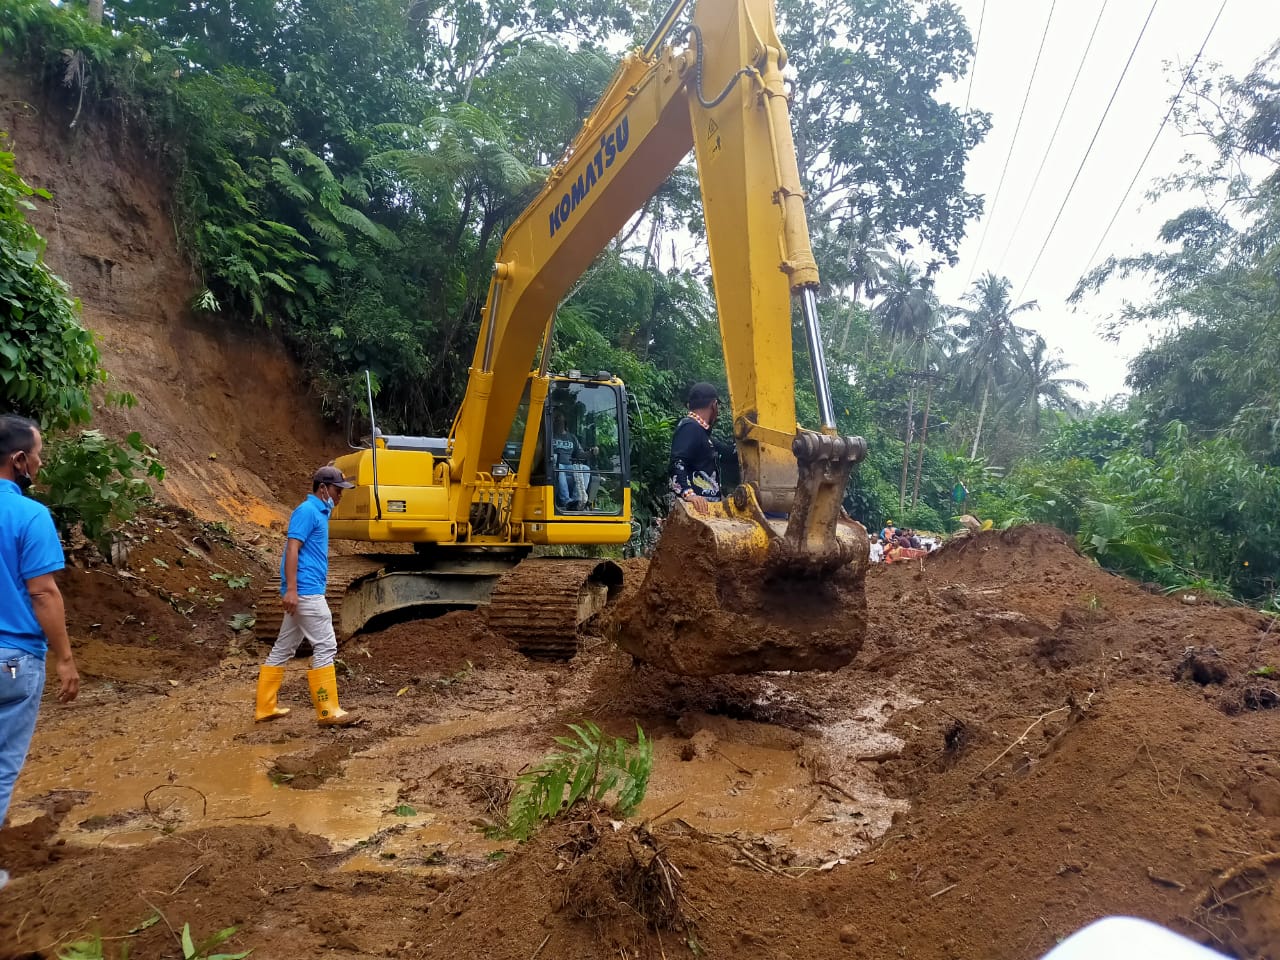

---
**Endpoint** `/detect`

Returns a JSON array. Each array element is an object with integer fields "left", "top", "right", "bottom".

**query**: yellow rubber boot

[
  {"left": 307, "top": 664, "right": 359, "bottom": 726},
  {"left": 254, "top": 665, "right": 290, "bottom": 722}
]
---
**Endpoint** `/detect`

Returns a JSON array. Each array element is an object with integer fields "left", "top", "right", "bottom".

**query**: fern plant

[{"left": 501, "top": 722, "right": 652, "bottom": 842}]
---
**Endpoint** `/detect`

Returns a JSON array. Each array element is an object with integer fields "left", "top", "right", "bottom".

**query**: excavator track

[
  {"left": 486, "top": 558, "right": 624, "bottom": 660},
  {"left": 252, "top": 555, "right": 392, "bottom": 646}
]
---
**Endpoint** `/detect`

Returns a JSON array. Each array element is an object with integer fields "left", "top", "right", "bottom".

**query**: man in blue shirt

[
  {"left": 0, "top": 415, "right": 80, "bottom": 879},
  {"left": 255, "top": 465, "right": 358, "bottom": 726}
]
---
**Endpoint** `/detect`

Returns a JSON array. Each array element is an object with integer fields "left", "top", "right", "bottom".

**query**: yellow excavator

[{"left": 256, "top": 0, "right": 870, "bottom": 673}]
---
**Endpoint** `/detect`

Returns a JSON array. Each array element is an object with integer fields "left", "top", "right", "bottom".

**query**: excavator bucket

[{"left": 611, "top": 433, "right": 870, "bottom": 676}]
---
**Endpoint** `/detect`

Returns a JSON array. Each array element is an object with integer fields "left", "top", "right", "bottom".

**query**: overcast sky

[{"left": 932, "top": 0, "right": 1280, "bottom": 401}]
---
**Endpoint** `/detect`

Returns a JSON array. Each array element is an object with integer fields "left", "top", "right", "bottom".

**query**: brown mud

[
  {"left": 611, "top": 505, "right": 868, "bottom": 675},
  {"left": 2, "top": 525, "right": 1279, "bottom": 959}
]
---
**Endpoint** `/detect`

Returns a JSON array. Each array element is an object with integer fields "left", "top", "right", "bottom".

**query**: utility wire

[
  {"left": 1079, "top": 0, "right": 1228, "bottom": 278},
  {"left": 964, "top": 0, "right": 987, "bottom": 113},
  {"left": 1016, "top": 0, "right": 1160, "bottom": 301},
  {"left": 995, "top": 0, "right": 1110, "bottom": 277},
  {"left": 964, "top": 0, "right": 1058, "bottom": 288}
]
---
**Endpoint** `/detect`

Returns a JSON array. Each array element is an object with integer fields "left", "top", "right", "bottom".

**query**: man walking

[
  {"left": 255, "top": 465, "right": 359, "bottom": 727},
  {"left": 669, "top": 382, "right": 735, "bottom": 516},
  {"left": 0, "top": 415, "right": 79, "bottom": 886}
]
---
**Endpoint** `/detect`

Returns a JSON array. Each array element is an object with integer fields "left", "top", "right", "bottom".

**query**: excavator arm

[{"left": 449, "top": 0, "right": 866, "bottom": 575}]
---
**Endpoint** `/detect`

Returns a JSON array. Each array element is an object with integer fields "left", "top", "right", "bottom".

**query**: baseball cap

[
  {"left": 313, "top": 465, "right": 355, "bottom": 488},
  {"left": 687, "top": 382, "right": 720, "bottom": 407}
]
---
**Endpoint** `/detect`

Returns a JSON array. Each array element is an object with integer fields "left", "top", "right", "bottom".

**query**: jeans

[
  {"left": 555, "top": 464, "right": 590, "bottom": 506},
  {"left": 0, "top": 647, "right": 46, "bottom": 823},
  {"left": 264, "top": 596, "right": 337, "bottom": 668}
]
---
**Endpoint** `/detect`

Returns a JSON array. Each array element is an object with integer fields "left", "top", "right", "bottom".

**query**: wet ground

[{"left": 5, "top": 527, "right": 1280, "bottom": 960}]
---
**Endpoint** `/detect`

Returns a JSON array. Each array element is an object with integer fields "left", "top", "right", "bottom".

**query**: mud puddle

[
  {"left": 13, "top": 678, "right": 399, "bottom": 847},
  {"left": 12, "top": 662, "right": 913, "bottom": 872},
  {"left": 638, "top": 691, "right": 913, "bottom": 864}
]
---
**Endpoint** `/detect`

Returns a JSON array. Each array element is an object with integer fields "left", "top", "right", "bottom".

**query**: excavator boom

[{"left": 308, "top": 0, "right": 870, "bottom": 673}]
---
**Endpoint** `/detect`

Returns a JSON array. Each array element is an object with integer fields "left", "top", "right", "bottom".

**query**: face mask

[
  {"left": 12, "top": 453, "right": 31, "bottom": 492},
  {"left": 320, "top": 490, "right": 335, "bottom": 508}
]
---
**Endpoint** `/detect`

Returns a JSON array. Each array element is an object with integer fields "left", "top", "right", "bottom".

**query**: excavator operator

[{"left": 669, "top": 382, "right": 736, "bottom": 516}]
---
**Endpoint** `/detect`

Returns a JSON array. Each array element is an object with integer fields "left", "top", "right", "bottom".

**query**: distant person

[
  {"left": 880, "top": 520, "right": 897, "bottom": 542},
  {"left": 670, "top": 382, "right": 735, "bottom": 516},
  {"left": 868, "top": 535, "right": 884, "bottom": 564},
  {"left": 551, "top": 412, "right": 592, "bottom": 509},
  {"left": 0, "top": 415, "right": 79, "bottom": 888},
  {"left": 255, "top": 465, "right": 359, "bottom": 727}
]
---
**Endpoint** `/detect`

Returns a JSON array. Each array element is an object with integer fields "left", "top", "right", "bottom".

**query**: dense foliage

[{"left": 0, "top": 134, "right": 100, "bottom": 429}]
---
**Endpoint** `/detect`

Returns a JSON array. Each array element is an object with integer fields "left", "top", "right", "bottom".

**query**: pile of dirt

[
  {"left": 53, "top": 504, "right": 268, "bottom": 686},
  {"left": 611, "top": 505, "right": 868, "bottom": 675},
  {"left": 414, "top": 526, "right": 1280, "bottom": 959},
  {"left": 0, "top": 821, "right": 332, "bottom": 958},
  {"left": 357, "top": 610, "right": 523, "bottom": 675}
]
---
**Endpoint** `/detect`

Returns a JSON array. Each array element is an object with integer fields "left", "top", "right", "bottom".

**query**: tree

[
  {"left": 1072, "top": 44, "right": 1280, "bottom": 462},
  {"left": 874, "top": 258, "right": 933, "bottom": 346},
  {"left": 949, "top": 273, "right": 1037, "bottom": 458},
  {"left": 1014, "top": 335, "right": 1084, "bottom": 435},
  {"left": 893, "top": 310, "right": 954, "bottom": 508},
  {"left": 780, "top": 0, "right": 991, "bottom": 263}
]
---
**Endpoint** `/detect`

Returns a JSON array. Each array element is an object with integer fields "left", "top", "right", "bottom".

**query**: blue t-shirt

[
  {"left": 0, "top": 478, "right": 66, "bottom": 656},
  {"left": 279, "top": 493, "right": 332, "bottom": 597}
]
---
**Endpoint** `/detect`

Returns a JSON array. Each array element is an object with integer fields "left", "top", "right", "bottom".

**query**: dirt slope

[
  {"left": 3, "top": 526, "right": 1280, "bottom": 960},
  {"left": 1, "top": 70, "right": 338, "bottom": 530}
]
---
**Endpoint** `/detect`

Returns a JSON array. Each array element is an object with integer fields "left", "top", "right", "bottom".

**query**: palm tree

[
  {"left": 840, "top": 214, "right": 892, "bottom": 352},
  {"left": 950, "top": 273, "right": 1038, "bottom": 458},
  {"left": 874, "top": 258, "right": 934, "bottom": 347},
  {"left": 879, "top": 267, "right": 944, "bottom": 511},
  {"left": 1015, "top": 335, "right": 1086, "bottom": 434},
  {"left": 893, "top": 311, "right": 955, "bottom": 508}
]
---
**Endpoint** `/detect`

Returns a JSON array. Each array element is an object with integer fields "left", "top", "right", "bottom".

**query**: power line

[
  {"left": 1079, "top": 0, "right": 1228, "bottom": 278},
  {"left": 964, "top": 0, "right": 987, "bottom": 113},
  {"left": 1015, "top": 0, "right": 1160, "bottom": 301},
  {"left": 964, "top": 0, "right": 1058, "bottom": 288},
  {"left": 996, "top": 0, "right": 1110, "bottom": 277}
]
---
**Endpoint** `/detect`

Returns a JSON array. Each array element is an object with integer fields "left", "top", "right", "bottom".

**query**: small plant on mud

[
  {"left": 56, "top": 922, "right": 249, "bottom": 960},
  {"left": 499, "top": 721, "right": 653, "bottom": 841},
  {"left": 178, "top": 922, "right": 251, "bottom": 960}
]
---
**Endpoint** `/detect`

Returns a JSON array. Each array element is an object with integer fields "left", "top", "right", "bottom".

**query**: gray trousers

[{"left": 264, "top": 595, "right": 337, "bottom": 669}]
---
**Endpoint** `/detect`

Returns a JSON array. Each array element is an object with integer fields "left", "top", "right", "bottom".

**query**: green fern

[{"left": 500, "top": 722, "right": 653, "bottom": 842}]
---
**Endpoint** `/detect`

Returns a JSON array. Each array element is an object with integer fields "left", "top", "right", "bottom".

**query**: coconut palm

[
  {"left": 838, "top": 215, "right": 893, "bottom": 352},
  {"left": 874, "top": 258, "right": 934, "bottom": 347},
  {"left": 893, "top": 311, "right": 955, "bottom": 508},
  {"left": 1014, "top": 335, "right": 1086, "bottom": 434},
  {"left": 950, "top": 273, "right": 1038, "bottom": 458}
]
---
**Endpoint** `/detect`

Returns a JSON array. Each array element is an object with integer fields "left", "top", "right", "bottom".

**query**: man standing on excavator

[
  {"left": 670, "top": 382, "right": 735, "bottom": 516},
  {"left": 254, "top": 465, "right": 359, "bottom": 727}
]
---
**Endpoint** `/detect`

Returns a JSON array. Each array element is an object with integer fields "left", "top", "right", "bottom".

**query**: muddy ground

[{"left": 1, "top": 524, "right": 1279, "bottom": 960}]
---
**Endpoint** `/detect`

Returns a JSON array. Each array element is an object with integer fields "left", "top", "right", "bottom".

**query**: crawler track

[{"left": 485, "top": 558, "right": 624, "bottom": 660}]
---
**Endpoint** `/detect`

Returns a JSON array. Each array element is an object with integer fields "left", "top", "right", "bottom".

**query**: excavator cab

[{"left": 531, "top": 375, "right": 630, "bottom": 518}]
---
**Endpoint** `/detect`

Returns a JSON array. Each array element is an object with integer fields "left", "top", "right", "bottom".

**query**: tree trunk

[
  {"left": 970, "top": 373, "right": 991, "bottom": 459},
  {"left": 911, "top": 382, "right": 933, "bottom": 508},
  {"left": 88, "top": 0, "right": 104, "bottom": 24},
  {"left": 899, "top": 386, "right": 915, "bottom": 514}
]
